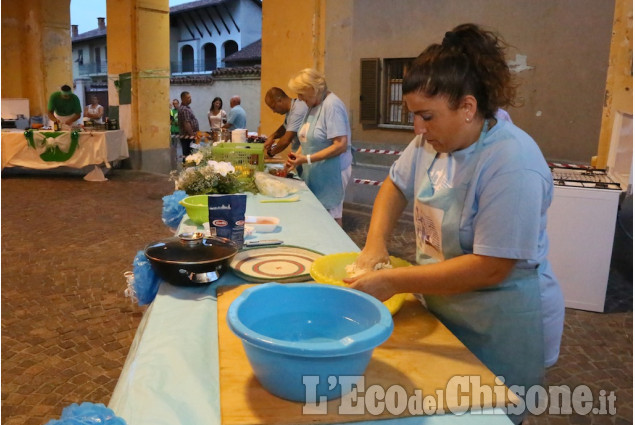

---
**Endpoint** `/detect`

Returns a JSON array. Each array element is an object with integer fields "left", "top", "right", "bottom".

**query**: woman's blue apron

[
  {"left": 415, "top": 121, "right": 544, "bottom": 424},
  {"left": 298, "top": 94, "right": 343, "bottom": 210}
]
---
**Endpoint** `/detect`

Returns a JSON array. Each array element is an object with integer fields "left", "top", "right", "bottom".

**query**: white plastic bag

[{"left": 254, "top": 172, "right": 299, "bottom": 198}]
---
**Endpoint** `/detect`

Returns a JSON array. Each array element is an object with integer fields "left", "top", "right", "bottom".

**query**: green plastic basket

[{"left": 211, "top": 143, "right": 265, "bottom": 172}]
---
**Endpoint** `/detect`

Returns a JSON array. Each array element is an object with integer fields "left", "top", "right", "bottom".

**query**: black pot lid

[{"left": 145, "top": 232, "right": 238, "bottom": 265}]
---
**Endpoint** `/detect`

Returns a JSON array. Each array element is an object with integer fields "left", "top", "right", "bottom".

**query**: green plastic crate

[{"left": 211, "top": 143, "right": 265, "bottom": 172}]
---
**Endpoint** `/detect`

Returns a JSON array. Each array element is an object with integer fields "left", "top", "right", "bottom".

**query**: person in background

[
  {"left": 208, "top": 97, "right": 227, "bottom": 130},
  {"left": 47, "top": 84, "right": 82, "bottom": 129},
  {"left": 222, "top": 95, "right": 247, "bottom": 131},
  {"left": 344, "top": 24, "right": 564, "bottom": 425},
  {"left": 170, "top": 99, "right": 180, "bottom": 135},
  {"left": 83, "top": 95, "right": 104, "bottom": 124},
  {"left": 285, "top": 68, "right": 353, "bottom": 226},
  {"left": 177, "top": 91, "right": 199, "bottom": 158},
  {"left": 263, "top": 87, "right": 308, "bottom": 159}
]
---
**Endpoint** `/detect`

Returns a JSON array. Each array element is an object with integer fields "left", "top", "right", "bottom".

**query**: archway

[
  {"left": 223, "top": 40, "right": 238, "bottom": 60},
  {"left": 181, "top": 45, "right": 194, "bottom": 73},
  {"left": 203, "top": 43, "right": 217, "bottom": 71}
]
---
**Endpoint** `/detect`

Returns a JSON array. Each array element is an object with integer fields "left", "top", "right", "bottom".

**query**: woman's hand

[
  {"left": 343, "top": 245, "right": 392, "bottom": 301},
  {"left": 346, "top": 268, "right": 396, "bottom": 302},
  {"left": 354, "top": 244, "right": 390, "bottom": 272},
  {"left": 285, "top": 152, "right": 306, "bottom": 170}
]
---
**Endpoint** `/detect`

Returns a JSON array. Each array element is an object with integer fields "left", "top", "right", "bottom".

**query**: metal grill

[{"left": 550, "top": 165, "right": 622, "bottom": 190}]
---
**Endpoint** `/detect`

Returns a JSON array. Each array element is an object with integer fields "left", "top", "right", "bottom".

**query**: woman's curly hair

[{"left": 403, "top": 23, "right": 517, "bottom": 119}]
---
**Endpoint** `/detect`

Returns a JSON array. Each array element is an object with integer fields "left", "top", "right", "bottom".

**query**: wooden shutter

[
  {"left": 360, "top": 58, "right": 380, "bottom": 125},
  {"left": 118, "top": 72, "right": 132, "bottom": 105}
]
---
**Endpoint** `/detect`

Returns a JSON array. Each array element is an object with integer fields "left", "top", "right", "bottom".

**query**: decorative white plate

[{"left": 230, "top": 246, "right": 323, "bottom": 282}]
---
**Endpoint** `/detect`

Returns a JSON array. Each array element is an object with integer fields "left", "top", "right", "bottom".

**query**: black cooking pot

[{"left": 144, "top": 232, "right": 238, "bottom": 287}]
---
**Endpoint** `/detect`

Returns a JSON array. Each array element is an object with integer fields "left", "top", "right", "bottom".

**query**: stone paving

[{"left": 1, "top": 170, "right": 632, "bottom": 425}]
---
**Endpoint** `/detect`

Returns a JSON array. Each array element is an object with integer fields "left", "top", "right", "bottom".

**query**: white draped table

[{"left": 1, "top": 129, "right": 128, "bottom": 170}]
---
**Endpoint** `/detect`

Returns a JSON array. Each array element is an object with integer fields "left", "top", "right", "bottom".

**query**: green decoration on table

[{"left": 24, "top": 130, "right": 80, "bottom": 162}]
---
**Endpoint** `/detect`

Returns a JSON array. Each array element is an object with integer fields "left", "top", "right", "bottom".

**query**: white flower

[
  {"left": 185, "top": 151, "right": 204, "bottom": 165},
  {"left": 206, "top": 160, "right": 235, "bottom": 177},
  {"left": 199, "top": 164, "right": 217, "bottom": 178}
]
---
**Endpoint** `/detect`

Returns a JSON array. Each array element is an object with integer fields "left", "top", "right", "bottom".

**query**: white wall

[{"left": 170, "top": 77, "right": 261, "bottom": 133}]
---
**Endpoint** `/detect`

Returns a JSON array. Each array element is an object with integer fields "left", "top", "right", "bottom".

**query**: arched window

[
  {"left": 223, "top": 40, "right": 238, "bottom": 59},
  {"left": 203, "top": 43, "right": 217, "bottom": 71},
  {"left": 181, "top": 45, "right": 194, "bottom": 73}
]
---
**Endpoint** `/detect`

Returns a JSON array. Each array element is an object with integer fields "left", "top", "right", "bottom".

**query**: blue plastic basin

[{"left": 226, "top": 282, "right": 394, "bottom": 402}]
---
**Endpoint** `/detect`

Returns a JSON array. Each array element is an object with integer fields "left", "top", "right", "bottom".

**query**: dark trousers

[{"left": 180, "top": 136, "right": 192, "bottom": 158}]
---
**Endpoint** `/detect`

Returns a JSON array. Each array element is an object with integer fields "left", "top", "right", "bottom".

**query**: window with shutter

[
  {"left": 360, "top": 58, "right": 416, "bottom": 128},
  {"left": 359, "top": 58, "right": 380, "bottom": 125},
  {"left": 384, "top": 58, "right": 414, "bottom": 126}
]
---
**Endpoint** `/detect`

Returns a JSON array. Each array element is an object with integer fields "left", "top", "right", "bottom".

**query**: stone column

[
  {"left": 1, "top": 0, "right": 72, "bottom": 117},
  {"left": 107, "top": 0, "right": 172, "bottom": 173},
  {"left": 259, "top": 0, "right": 325, "bottom": 137}
]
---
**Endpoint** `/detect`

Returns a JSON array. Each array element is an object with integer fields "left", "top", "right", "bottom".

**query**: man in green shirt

[
  {"left": 170, "top": 99, "right": 180, "bottom": 134},
  {"left": 47, "top": 84, "right": 82, "bottom": 129}
]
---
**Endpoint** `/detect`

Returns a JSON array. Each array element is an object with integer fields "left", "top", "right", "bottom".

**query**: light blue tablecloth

[{"left": 108, "top": 187, "right": 513, "bottom": 425}]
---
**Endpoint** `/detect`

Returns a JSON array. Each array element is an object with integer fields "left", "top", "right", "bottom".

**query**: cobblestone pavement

[{"left": 1, "top": 170, "right": 632, "bottom": 425}]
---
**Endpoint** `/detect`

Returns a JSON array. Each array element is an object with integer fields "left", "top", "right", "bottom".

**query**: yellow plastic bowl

[
  {"left": 179, "top": 195, "right": 209, "bottom": 224},
  {"left": 310, "top": 252, "right": 411, "bottom": 315}
]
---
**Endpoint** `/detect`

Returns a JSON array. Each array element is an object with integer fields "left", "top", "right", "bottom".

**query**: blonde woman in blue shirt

[{"left": 285, "top": 68, "right": 353, "bottom": 225}]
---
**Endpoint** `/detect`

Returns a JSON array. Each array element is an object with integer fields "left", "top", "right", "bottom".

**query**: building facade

[
  {"left": 169, "top": 0, "right": 262, "bottom": 73},
  {"left": 71, "top": 0, "right": 262, "bottom": 124},
  {"left": 72, "top": 0, "right": 262, "bottom": 80}
]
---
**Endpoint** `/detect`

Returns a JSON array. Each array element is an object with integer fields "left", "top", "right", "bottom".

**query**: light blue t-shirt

[
  {"left": 391, "top": 120, "right": 552, "bottom": 266},
  {"left": 390, "top": 119, "right": 564, "bottom": 367},
  {"left": 284, "top": 99, "right": 308, "bottom": 150},
  {"left": 226, "top": 105, "right": 247, "bottom": 130},
  {"left": 305, "top": 92, "right": 352, "bottom": 170}
]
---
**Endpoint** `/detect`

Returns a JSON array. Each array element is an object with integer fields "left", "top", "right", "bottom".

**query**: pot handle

[
  {"left": 181, "top": 263, "right": 224, "bottom": 284},
  {"left": 178, "top": 232, "right": 204, "bottom": 246}
]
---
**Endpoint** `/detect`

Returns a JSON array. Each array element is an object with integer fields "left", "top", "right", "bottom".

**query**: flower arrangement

[
  {"left": 183, "top": 145, "right": 214, "bottom": 168},
  {"left": 170, "top": 159, "right": 256, "bottom": 195}
]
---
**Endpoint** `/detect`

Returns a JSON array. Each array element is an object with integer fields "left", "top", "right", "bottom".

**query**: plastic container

[
  {"left": 310, "top": 252, "right": 411, "bottom": 315},
  {"left": 179, "top": 195, "right": 209, "bottom": 224},
  {"left": 212, "top": 143, "right": 264, "bottom": 172},
  {"left": 30, "top": 116, "right": 44, "bottom": 127},
  {"left": 227, "top": 283, "right": 393, "bottom": 402},
  {"left": 244, "top": 216, "right": 279, "bottom": 232}
]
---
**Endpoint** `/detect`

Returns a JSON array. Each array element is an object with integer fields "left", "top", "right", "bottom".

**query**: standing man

[
  {"left": 47, "top": 84, "right": 82, "bottom": 129},
  {"left": 263, "top": 87, "right": 308, "bottom": 158},
  {"left": 177, "top": 91, "right": 199, "bottom": 158},
  {"left": 222, "top": 95, "right": 247, "bottom": 131},
  {"left": 84, "top": 95, "right": 104, "bottom": 124}
]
